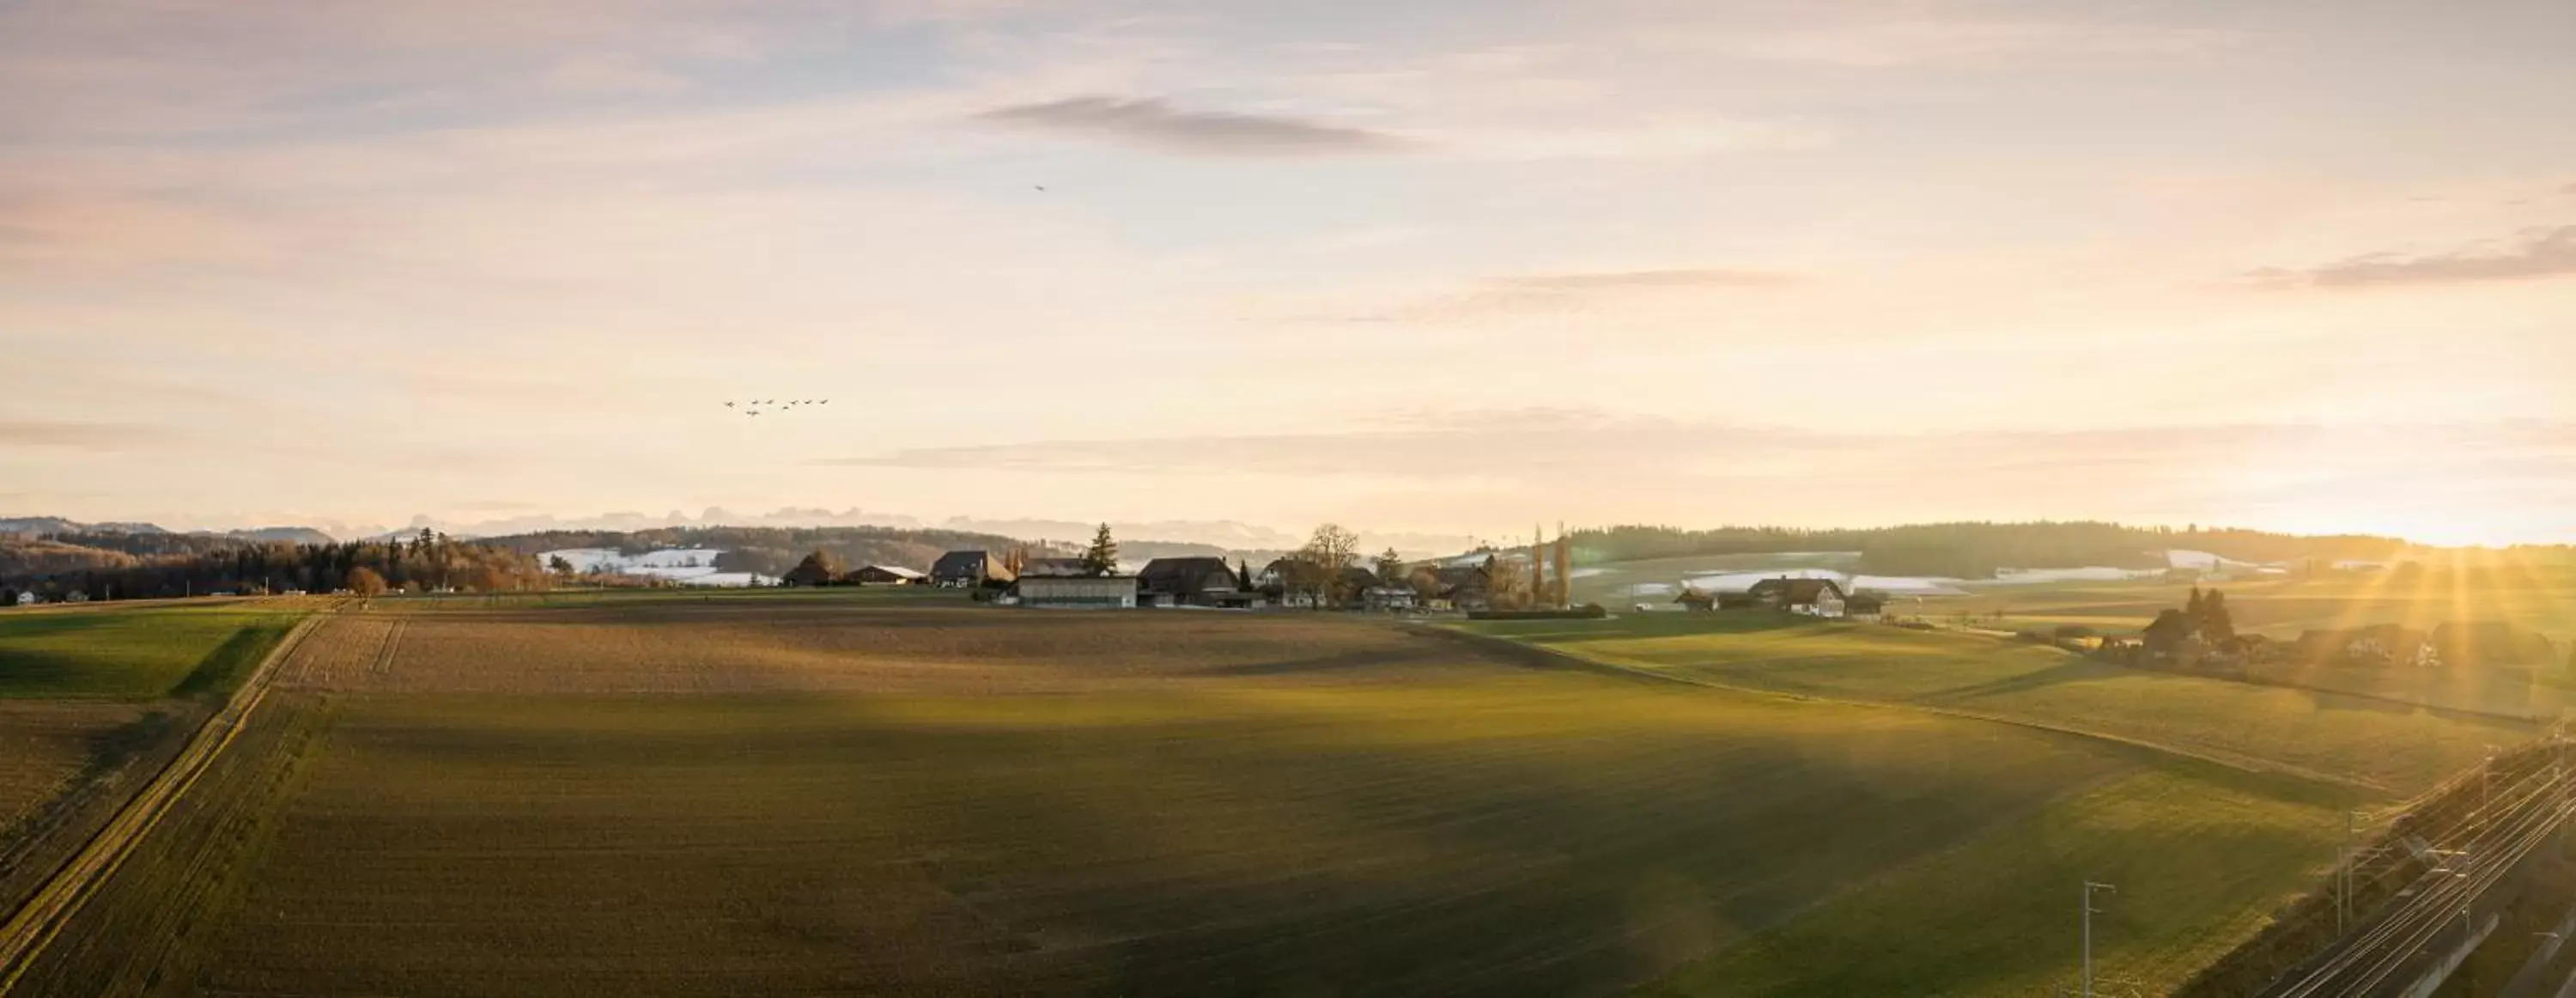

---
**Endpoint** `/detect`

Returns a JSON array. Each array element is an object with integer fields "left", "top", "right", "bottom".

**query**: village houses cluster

[{"left": 805, "top": 548, "right": 1504, "bottom": 612}]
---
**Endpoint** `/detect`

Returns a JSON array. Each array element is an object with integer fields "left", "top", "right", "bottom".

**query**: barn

[
  {"left": 929, "top": 551, "right": 1012, "bottom": 588},
  {"left": 1138, "top": 557, "right": 1254, "bottom": 608},
  {"left": 1013, "top": 575, "right": 1138, "bottom": 609},
  {"left": 1747, "top": 578, "right": 1848, "bottom": 618}
]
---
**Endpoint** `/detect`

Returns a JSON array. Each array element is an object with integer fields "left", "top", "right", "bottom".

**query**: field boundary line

[
  {"left": 1431, "top": 624, "right": 2385, "bottom": 794},
  {"left": 0, "top": 605, "right": 328, "bottom": 995}
]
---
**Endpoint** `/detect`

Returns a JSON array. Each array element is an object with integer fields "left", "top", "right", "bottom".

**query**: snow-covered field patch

[
  {"left": 1978, "top": 566, "right": 2163, "bottom": 585},
  {"left": 1678, "top": 569, "right": 1970, "bottom": 597},
  {"left": 543, "top": 548, "right": 778, "bottom": 587}
]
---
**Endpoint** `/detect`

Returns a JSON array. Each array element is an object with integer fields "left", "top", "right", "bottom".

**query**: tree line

[{"left": 1, "top": 529, "right": 550, "bottom": 602}]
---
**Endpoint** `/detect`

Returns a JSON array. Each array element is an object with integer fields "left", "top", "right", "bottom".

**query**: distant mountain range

[
  {"left": 0, "top": 517, "right": 336, "bottom": 545},
  {"left": 378, "top": 510, "right": 1473, "bottom": 559},
  {"left": 3, "top": 508, "right": 1467, "bottom": 563}
]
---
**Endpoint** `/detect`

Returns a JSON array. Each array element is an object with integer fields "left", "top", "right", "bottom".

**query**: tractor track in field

[
  {"left": 0, "top": 605, "right": 330, "bottom": 995},
  {"left": 369, "top": 618, "right": 407, "bottom": 677}
]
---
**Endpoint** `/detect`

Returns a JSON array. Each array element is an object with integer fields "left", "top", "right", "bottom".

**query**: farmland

[
  {"left": 0, "top": 596, "right": 2543, "bottom": 995},
  {"left": 0, "top": 602, "right": 309, "bottom": 934},
  {"left": 1467, "top": 612, "right": 2537, "bottom": 795},
  {"left": 1924, "top": 572, "right": 2576, "bottom": 645},
  {"left": 1570, "top": 551, "right": 2576, "bottom": 723},
  {"left": 1571, "top": 553, "right": 2576, "bottom": 648},
  {"left": 0, "top": 604, "right": 304, "bottom": 699},
  {"left": 0, "top": 703, "right": 155, "bottom": 845}
]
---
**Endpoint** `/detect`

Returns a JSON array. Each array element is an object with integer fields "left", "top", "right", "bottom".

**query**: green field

[
  {"left": 1468, "top": 613, "right": 2533, "bottom": 795},
  {"left": 1929, "top": 575, "right": 2576, "bottom": 645},
  {"left": 1567, "top": 552, "right": 2576, "bottom": 650},
  {"left": 3, "top": 599, "right": 2539, "bottom": 995},
  {"left": 0, "top": 600, "right": 312, "bottom": 926},
  {"left": 0, "top": 605, "right": 304, "bottom": 699}
]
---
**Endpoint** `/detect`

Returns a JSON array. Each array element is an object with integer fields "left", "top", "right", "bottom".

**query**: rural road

[{"left": 0, "top": 606, "right": 327, "bottom": 995}]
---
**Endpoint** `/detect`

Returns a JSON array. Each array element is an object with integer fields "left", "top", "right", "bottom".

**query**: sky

[{"left": 2, "top": 0, "right": 2572, "bottom": 546}]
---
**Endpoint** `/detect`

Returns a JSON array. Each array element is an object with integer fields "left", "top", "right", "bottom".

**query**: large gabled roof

[
  {"left": 1747, "top": 577, "right": 1845, "bottom": 603},
  {"left": 1137, "top": 557, "right": 1238, "bottom": 595},
  {"left": 932, "top": 550, "right": 1013, "bottom": 581}
]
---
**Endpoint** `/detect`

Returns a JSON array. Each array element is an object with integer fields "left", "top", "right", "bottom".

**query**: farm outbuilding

[
  {"left": 930, "top": 551, "right": 1013, "bottom": 588},
  {"left": 847, "top": 565, "right": 925, "bottom": 586},
  {"left": 1138, "top": 557, "right": 1255, "bottom": 608},
  {"left": 1362, "top": 586, "right": 1418, "bottom": 612},
  {"left": 1013, "top": 575, "right": 1138, "bottom": 609},
  {"left": 1747, "top": 578, "right": 1847, "bottom": 618},
  {"left": 1431, "top": 564, "right": 1492, "bottom": 612}
]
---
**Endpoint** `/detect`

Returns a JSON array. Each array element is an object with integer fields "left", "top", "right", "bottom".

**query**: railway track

[
  {"left": 0, "top": 606, "right": 328, "bottom": 995},
  {"left": 2263, "top": 755, "right": 2576, "bottom": 998}
]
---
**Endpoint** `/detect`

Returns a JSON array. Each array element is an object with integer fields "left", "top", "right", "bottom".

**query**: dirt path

[{"left": 0, "top": 608, "right": 326, "bottom": 994}]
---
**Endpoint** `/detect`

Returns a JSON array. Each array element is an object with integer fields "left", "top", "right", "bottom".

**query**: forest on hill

[{"left": 1, "top": 529, "right": 546, "bottom": 600}]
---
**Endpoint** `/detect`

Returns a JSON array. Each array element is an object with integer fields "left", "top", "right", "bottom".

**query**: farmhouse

[
  {"left": 1137, "top": 557, "right": 1255, "bottom": 608},
  {"left": 930, "top": 551, "right": 1013, "bottom": 588},
  {"left": 1338, "top": 567, "right": 1380, "bottom": 600},
  {"left": 1013, "top": 575, "right": 1138, "bottom": 609},
  {"left": 781, "top": 558, "right": 839, "bottom": 587},
  {"left": 1362, "top": 585, "right": 1418, "bottom": 612},
  {"left": 1747, "top": 577, "right": 1847, "bottom": 618},
  {"left": 2295, "top": 625, "right": 2432, "bottom": 666},
  {"left": 1431, "top": 564, "right": 1492, "bottom": 612},
  {"left": 846, "top": 565, "right": 925, "bottom": 586}
]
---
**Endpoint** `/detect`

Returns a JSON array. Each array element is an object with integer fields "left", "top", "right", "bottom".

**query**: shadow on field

[
  {"left": 1197, "top": 648, "right": 1426, "bottom": 678},
  {"left": 1917, "top": 658, "right": 2120, "bottom": 703}
]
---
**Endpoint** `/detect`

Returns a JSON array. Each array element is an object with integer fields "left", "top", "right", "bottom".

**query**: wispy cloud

[
  {"left": 1490, "top": 269, "right": 1806, "bottom": 293},
  {"left": 975, "top": 95, "right": 1414, "bottom": 156},
  {"left": 1325, "top": 267, "right": 1807, "bottom": 324},
  {"left": 2248, "top": 225, "right": 2576, "bottom": 289},
  {"left": 542, "top": 55, "right": 692, "bottom": 94},
  {"left": 810, "top": 415, "right": 2576, "bottom": 543},
  {"left": 1712, "top": 19, "right": 2241, "bottom": 68},
  {"left": 0, "top": 420, "right": 174, "bottom": 452}
]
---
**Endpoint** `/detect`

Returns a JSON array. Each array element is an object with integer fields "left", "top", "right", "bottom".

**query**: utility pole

[
  {"left": 2340, "top": 810, "right": 2353, "bottom": 933},
  {"left": 2083, "top": 880, "right": 2117, "bottom": 998}
]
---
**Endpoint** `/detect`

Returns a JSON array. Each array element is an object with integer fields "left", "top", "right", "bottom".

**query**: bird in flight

[
  {"left": 721, "top": 397, "right": 829, "bottom": 417},
  {"left": 1035, "top": 185, "right": 1047, "bottom": 192}
]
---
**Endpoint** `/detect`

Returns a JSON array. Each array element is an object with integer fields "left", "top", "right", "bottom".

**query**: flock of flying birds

[{"left": 723, "top": 399, "right": 829, "bottom": 417}]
